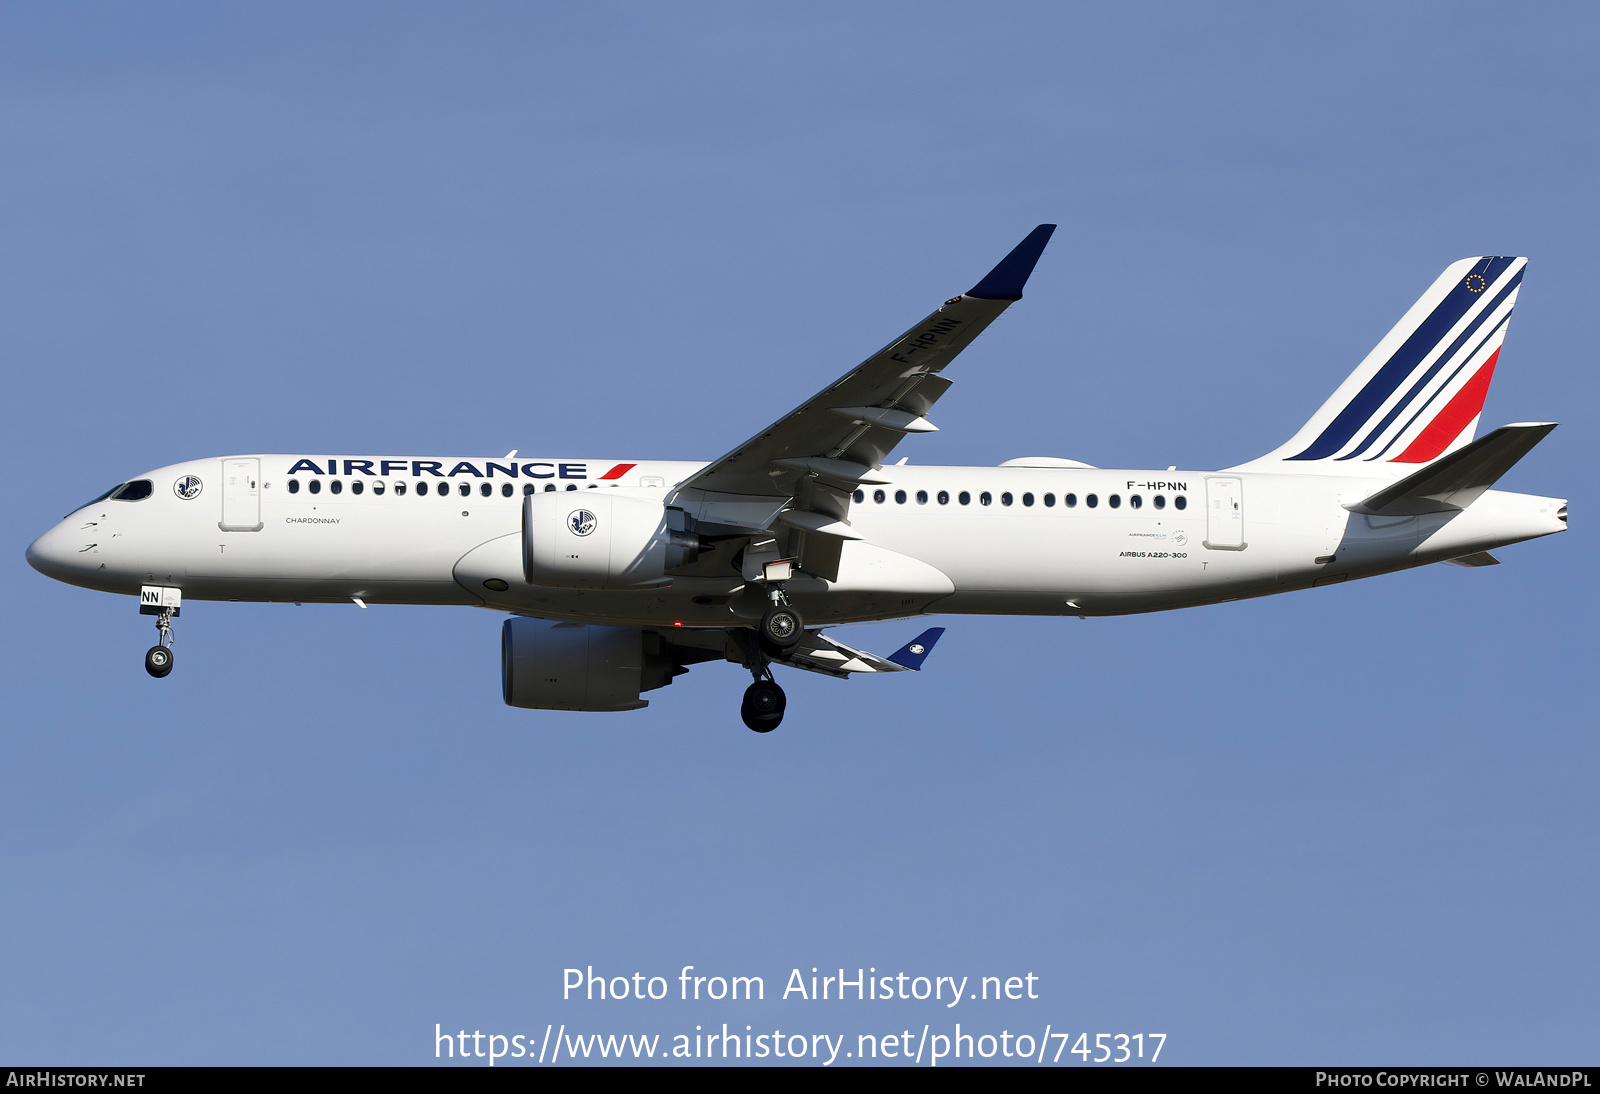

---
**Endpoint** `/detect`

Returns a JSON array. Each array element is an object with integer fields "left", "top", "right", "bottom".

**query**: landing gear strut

[{"left": 145, "top": 606, "right": 175, "bottom": 679}]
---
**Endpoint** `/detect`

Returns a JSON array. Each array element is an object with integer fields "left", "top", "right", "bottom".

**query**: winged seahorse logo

[{"left": 568, "top": 509, "right": 597, "bottom": 537}]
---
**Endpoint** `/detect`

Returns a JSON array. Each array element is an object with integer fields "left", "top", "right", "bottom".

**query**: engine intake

[{"left": 522, "top": 492, "right": 699, "bottom": 589}]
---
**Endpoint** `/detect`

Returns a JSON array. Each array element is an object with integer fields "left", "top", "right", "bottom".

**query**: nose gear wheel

[{"left": 144, "top": 645, "right": 173, "bottom": 678}]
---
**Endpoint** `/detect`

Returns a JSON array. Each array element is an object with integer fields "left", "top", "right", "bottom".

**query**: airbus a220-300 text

[{"left": 27, "top": 226, "right": 1567, "bottom": 730}]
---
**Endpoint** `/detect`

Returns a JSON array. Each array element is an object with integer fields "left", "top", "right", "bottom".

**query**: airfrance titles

[{"left": 284, "top": 459, "right": 637, "bottom": 481}]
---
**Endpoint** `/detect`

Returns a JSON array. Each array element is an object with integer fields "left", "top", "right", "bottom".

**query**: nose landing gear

[{"left": 144, "top": 606, "right": 175, "bottom": 678}]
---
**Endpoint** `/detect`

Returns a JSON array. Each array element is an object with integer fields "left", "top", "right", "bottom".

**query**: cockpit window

[{"left": 111, "top": 480, "right": 153, "bottom": 501}]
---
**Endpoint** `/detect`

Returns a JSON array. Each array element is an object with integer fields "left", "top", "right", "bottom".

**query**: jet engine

[
  {"left": 522, "top": 492, "right": 700, "bottom": 589},
  {"left": 501, "top": 619, "right": 690, "bottom": 712}
]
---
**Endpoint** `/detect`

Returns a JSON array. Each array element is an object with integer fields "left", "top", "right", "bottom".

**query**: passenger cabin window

[
  {"left": 1175, "top": 496, "right": 1187, "bottom": 510},
  {"left": 853, "top": 490, "right": 865, "bottom": 503},
  {"left": 1044, "top": 493, "right": 1055, "bottom": 507},
  {"left": 937, "top": 491, "right": 949, "bottom": 505},
  {"left": 959, "top": 491, "right": 971, "bottom": 505},
  {"left": 1085, "top": 493, "right": 1097, "bottom": 508},
  {"left": 1022, "top": 492, "right": 1034, "bottom": 507},
  {"left": 1108, "top": 494, "right": 1120, "bottom": 508},
  {"left": 524, "top": 484, "right": 535, "bottom": 495},
  {"left": 546, "top": 484, "right": 557, "bottom": 492},
  {"left": 1000, "top": 492, "right": 1012, "bottom": 506},
  {"left": 459, "top": 483, "right": 470, "bottom": 497},
  {"left": 351, "top": 480, "right": 363, "bottom": 495},
  {"left": 1130, "top": 494, "right": 1141, "bottom": 509},
  {"left": 895, "top": 490, "right": 906, "bottom": 504},
  {"left": 980, "top": 492, "right": 992, "bottom": 506},
  {"left": 1153, "top": 495, "right": 1165, "bottom": 509},
  {"left": 394, "top": 481, "right": 406, "bottom": 496},
  {"left": 288, "top": 479, "right": 301, "bottom": 494},
  {"left": 373, "top": 481, "right": 385, "bottom": 495},
  {"left": 309, "top": 480, "right": 322, "bottom": 495},
  {"left": 916, "top": 490, "right": 928, "bottom": 504},
  {"left": 565, "top": 484, "right": 577, "bottom": 491},
  {"left": 1064, "top": 493, "right": 1077, "bottom": 507},
  {"left": 501, "top": 483, "right": 513, "bottom": 497},
  {"left": 873, "top": 489, "right": 886, "bottom": 503}
]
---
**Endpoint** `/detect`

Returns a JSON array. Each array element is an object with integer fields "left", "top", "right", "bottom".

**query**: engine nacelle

[
  {"left": 522, "top": 492, "right": 699, "bottom": 589},
  {"left": 501, "top": 619, "right": 684, "bottom": 712}
]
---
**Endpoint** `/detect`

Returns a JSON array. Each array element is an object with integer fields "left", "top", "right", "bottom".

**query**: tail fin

[{"left": 1239, "top": 257, "right": 1526, "bottom": 474}]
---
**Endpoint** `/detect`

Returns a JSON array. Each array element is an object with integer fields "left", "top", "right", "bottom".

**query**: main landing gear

[
  {"left": 144, "top": 606, "right": 175, "bottom": 679},
  {"left": 741, "top": 675, "right": 786, "bottom": 733},
  {"left": 757, "top": 604, "right": 802, "bottom": 657},
  {"left": 743, "top": 579, "right": 799, "bottom": 732}
]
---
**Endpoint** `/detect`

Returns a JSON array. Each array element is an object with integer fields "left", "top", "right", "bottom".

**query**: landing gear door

[
  {"left": 220, "top": 458, "right": 264, "bottom": 531},
  {"left": 1204, "top": 476, "right": 1245, "bottom": 550}
]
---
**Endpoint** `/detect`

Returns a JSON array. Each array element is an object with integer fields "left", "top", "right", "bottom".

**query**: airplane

[{"left": 25, "top": 226, "right": 1568, "bottom": 731}]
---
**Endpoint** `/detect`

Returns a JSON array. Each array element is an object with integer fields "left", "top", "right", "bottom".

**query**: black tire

[
  {"left": 741, "top": 680, "right": 785, "bottom": 733},
  {"left": 741, "top": 706, "right": 782, "bottom": 733},
  {"left": 144, "top": 645, "right": 173, "bottom": 679},
  {"left": 757, "top": 605, "right": 802, "bottom": 657}
]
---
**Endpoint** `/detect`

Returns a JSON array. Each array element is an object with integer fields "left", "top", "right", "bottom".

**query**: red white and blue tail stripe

[{"left": 1241, "top": 257, "right": 1525, "bottom": 475}]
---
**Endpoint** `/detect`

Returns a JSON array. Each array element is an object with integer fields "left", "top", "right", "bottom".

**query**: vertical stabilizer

[{"left": 1236, "top": 257, "right": 1525, "bottom": 475}]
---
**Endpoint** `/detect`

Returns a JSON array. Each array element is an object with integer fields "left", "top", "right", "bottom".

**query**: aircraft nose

[{"left": 26, "top": 520, "right": 86, "bottom": 582}]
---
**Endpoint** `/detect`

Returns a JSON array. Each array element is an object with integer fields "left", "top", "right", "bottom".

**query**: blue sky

[{"left": 2, "top": 3, "right": 1595, "bottom": 1065}]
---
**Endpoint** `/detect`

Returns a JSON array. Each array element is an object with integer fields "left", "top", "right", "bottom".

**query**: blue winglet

[
  {"left": 886, "top": 627, "right": 945, "bottom": 670},
  {"left": 965, "top": 224, "right": 1056, "bottom": 301}
]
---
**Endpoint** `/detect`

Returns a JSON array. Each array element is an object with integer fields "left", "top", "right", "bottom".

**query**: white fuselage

[{"left": 27, "top": 454, "right": 1569, "bottom": 628}]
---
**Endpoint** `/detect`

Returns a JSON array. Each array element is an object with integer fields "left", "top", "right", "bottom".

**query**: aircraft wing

[
  {"left": 667, "top": 225, "right": 1055, "bottom": 576},
  {"left": 783, "top": 627, "right": 946, "bottom": 679}
]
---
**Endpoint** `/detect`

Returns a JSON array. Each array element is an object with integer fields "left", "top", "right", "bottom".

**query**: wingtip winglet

[
  {"left": 965, "top": 224, "right": 1056, "bottom": 301},
  {"left": 887, "top": 626, "right": 946, "bottom": 670}
]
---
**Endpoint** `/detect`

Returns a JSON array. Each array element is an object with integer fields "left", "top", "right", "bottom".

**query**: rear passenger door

[{"left": 1204, "top": 476, "right": 1244, "bottom": 550}]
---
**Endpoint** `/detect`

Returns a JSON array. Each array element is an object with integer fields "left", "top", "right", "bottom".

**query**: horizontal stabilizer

[
  {"left": 1444, "top": 551, "right": 1500, "bottom": 567},
  {"left": 1345, "top": 423, "right": 1556, "bottom": 516}
]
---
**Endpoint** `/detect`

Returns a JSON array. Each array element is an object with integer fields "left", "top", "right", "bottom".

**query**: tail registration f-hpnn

[{"left": 26, "top": 228, "right": 1567, "bottom": 731}]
